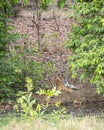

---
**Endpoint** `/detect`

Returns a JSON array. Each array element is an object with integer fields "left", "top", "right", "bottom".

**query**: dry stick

[
  {"left": 32, "top": 11, "right": 41, "bottom": 49},
  {"left": 32, "top": 9, "right": 45, "bottom": 50},
  {"left": 53, "top": 10, "right": 60, "bottom": 32},
  {"left": 22, "top": 42, "right": 28, "bottom": 80},
  {"left": 32, "top": 0, "right": 43, "bottom": 50},
  {"left": 52, "top": 10, "right": 61, "bottom": 50}
]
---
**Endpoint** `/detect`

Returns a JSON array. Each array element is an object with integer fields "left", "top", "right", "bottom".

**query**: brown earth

[{"left": 10, "top": 1, "right": 104, "bottom": 113}]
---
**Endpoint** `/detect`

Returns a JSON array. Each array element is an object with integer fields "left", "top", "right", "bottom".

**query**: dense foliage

[
  {"left": 1, "top": 0, "right": 103, "bottom": 101},
  {"left": 67, "top": 0, "right": 104, "bottom": 94},
  {"left": 0, "top": 0, "right": 68, "bottom": 100},
  {"left": 0, "top": 0, "right": 45, "bottom": 99},
  {"left": 0, "top": 0, "right": 19, "bottom": 98}
]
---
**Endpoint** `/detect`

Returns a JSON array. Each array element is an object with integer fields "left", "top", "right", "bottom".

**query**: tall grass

[{"left": 1, "top": 116, "right": 104, "bottom": 130}]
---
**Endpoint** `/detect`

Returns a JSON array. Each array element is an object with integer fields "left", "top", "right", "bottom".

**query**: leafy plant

[
  {"left": 37, "top": 87, "right": 61, "bottom": 108},
  {"left": 0, "top": 0, "right": 21, "bottom": 99},
  {"left": 57, "top": 0, "right": 66, "bottom": 9},
  {"left": 0, "top": 42, "right": 45, "bottom": 99},
  {"left": 66, "top": 0, "right": 104, "bottom": 95},
  {"left": 0, "top": 1, "right": 19, "bottom": 57},
  {"left": 17, "top": 77, "right": 63, "bottom": 119},
  {"left": 39, "top": 0, "right": 53, "bottom": 10},
  {"left": 17, "top": 77, "right": 37, "bottom": 118}
]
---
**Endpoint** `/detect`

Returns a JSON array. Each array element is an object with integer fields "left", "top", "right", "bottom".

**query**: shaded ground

[{"left": 6, "top": 1, "right": 104, "bottom": 114}]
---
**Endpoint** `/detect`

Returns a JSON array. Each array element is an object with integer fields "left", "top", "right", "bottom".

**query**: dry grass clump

[{"left": 2, "top": 116, "right": 104, "bottom": 130}]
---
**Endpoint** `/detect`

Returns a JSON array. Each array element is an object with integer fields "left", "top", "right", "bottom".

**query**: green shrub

[
  {"left": 17, "top": 77, "right": 62, "bottom": 119},
  {"left": 0, "top": 1, "right": 19, "bottom": 57},
  {"left": 66, "top": 0, "right": 104, "bottom": 95},
  {"left": 0, "top": 0, "right": 20, "bottom": 99},
  {"left": 0, "top": 1, "right": 45, "bottom": 99},
  {"left": 0, "top": 45, "right": 45, "bottom": 99}
]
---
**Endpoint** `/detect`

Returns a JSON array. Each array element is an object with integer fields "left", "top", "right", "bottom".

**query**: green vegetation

[
  {"left": 67, "top": 0, "right": 104, "bottom": 95},
  {"left": 1, "top": 116, "right": 104, "bottom": 130},
  {"left": 0, "top": 0, "right": 67, "bottom": 100},
  {"left": 0, "top": 0, "right": 57, "bottom": 100},
  {"left": 0, "top": 112, "right": 20, "bottom": 128},
  {"left": 0, "top": 0, "right": 20, "bottom": 99},
  {"left": 0, "top": 0, "right": 104, "bottom": 129},
  {"left": 16, "top": 77, "right": 62, "bottom": 119}
]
